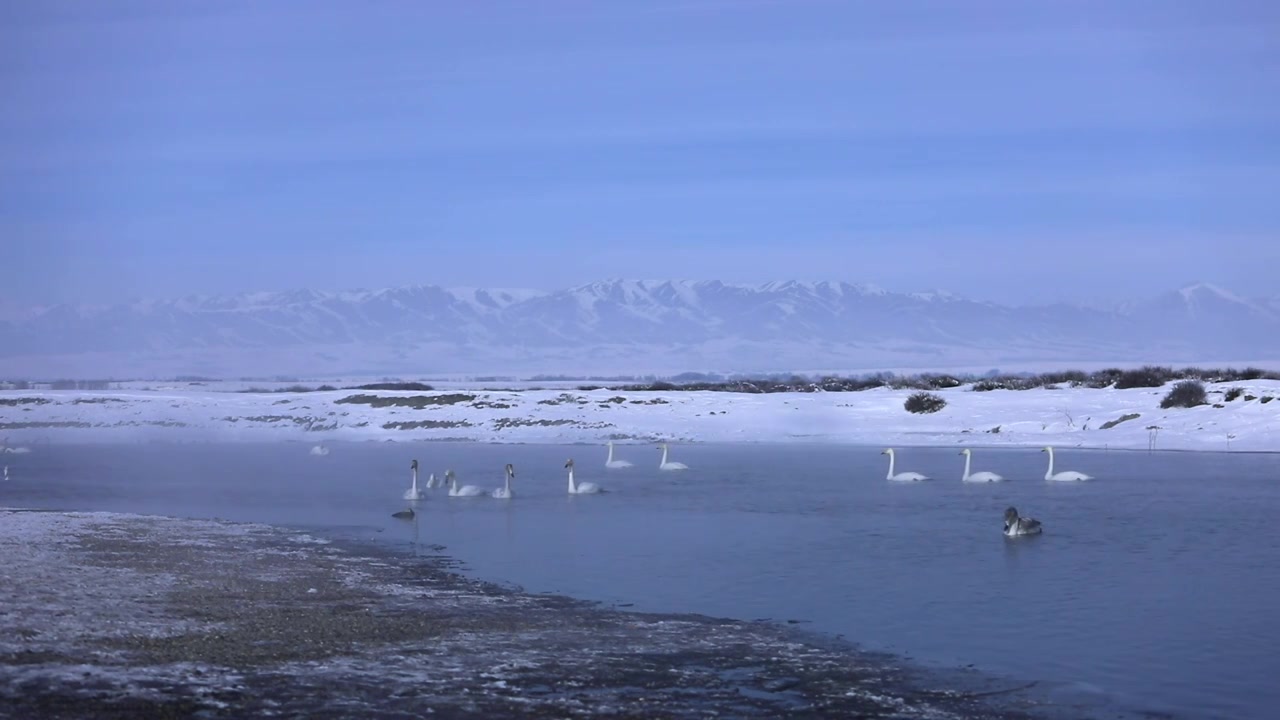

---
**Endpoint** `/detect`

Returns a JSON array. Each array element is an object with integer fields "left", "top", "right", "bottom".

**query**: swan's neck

[
  {"left": 568, "top": 468, "right": 576, "bottom": 492},
  {"left": 962, "top": 453, "right": 971, "bottom": 480},
  {"left": 411, "top": 468, "right": 418, "bottom": 492},
  {"left": 886, "top": 451, "right": 895, "bottom": 479},
  {"left": 1044, "top": 449, "right": 1055, "bottom": 479},
  {"left": 607, "top": 444, "right": 615, "bottom": 463},
  {"left": 505, "top": 472, "right": 512, "bottom": 493},
  {"left": 660, "top": 445, "right": 669, "bottom": 465}
]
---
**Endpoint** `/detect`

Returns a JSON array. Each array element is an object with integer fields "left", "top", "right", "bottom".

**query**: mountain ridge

[{"left": 0, "top": 280, "right": 1273, "bottom": 378}]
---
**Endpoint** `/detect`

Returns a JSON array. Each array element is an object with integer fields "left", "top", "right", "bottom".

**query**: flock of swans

[
  {"left": 882, "top": 445, "right": 1096, "bottom": 537},
  {"left": 384, "top": 441, "right": 690, "bottom": 518},
  {"left": 882, "top": 445, "right": 1093, "bottom": 484},
  {"left": 377, "top": 441, "right": 1082, "bottom": 537}
]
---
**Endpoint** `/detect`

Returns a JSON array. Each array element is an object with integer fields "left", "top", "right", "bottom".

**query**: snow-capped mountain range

[{"left": 0, "top": 281, "right": 1274, "bottom": 378}]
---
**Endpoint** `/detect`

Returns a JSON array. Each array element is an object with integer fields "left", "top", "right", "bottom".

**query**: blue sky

[{"left": 3, "top": 0, "right": 1277, "bottom": 306}]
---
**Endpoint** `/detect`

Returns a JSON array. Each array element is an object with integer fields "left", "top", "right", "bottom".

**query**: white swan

[
  {"left": 2, "top": 466, "right": 8, "bottom": 481},
  {"left": 446, "top": 469, "right": 485, "bottom": 497},
  {"left": 1041, "top": 446, "right": 1092, "bottom": 482},
  {"left": 309, "top": 445, "right": 330, "bottom": 456},
  {"left": 565, "top": 458, "right": 603, "bottom": 494},
  {"left": 404, "top": 459, "right": 425, "bottom": 500},
  {"left": 959, "top": 449, "right": 1004, "bottom": 483},
  {"left": 425, "top": 471, "right": 440, "bottom": 489},
  {"left": 491, "top": 463, "right": 515, "bottom": 499},
  {"left": 657, "top": 443, "right": 688, "bottom": 471},
  {"left": 605, "top": 441, "right": 633, "bottom": 469},
  {"left": 1004, "top": 506, "right": 1043, "bottom": 537},
  {"left": 882, "top": 448, "right": 928, "bottom": 481}
]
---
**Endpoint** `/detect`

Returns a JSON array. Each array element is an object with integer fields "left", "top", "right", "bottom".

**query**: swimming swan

[
  {"left": 404, "top": 459, "right": 425, "bottom": 500},
  {"left": 959, "top": 449, "right": 1004, "bottom": 483},
  {"left": 1041, "top": 446, "right": 1092, "bottom": 482},
  {"left": 446, "top": 469, "right": 485, "bottom": 497},
  {"left": 309, "top": 445, "right": 330, "bottom": 456},
  {"left": 657, "top": 443, "right": 689, "bottom": 471},
  {"left": 425, "top": 471, "right": 440, "bottom": 489},
  {"left": 882, "top": 448, "right": 928, "bottom": 481},
  {"left": 491, "top": 463, "right": 516, "bottom": 499},
  {"left": 605, "top": 441, "right": 634, "bottom": 468},
  {"left": 1003, "top": 506, "right": 1042, "bottom": 537},
  {"left": 565, "top": 458, "right": 603, "bottom": 494}
]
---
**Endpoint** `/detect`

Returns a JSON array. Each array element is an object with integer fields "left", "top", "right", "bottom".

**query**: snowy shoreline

[
  {"left": 3, "top": 380, "right": 1279, "bottom": 452},
  {"left": 0, "top": 507, "right": 1050, "bottom": 719}
]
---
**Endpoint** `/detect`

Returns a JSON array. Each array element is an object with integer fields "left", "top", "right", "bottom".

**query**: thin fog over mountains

[{"left": 0, "top": 280, "right": 1274, "bottom": 379}]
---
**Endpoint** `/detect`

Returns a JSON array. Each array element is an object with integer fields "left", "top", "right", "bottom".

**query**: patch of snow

[{"left": 1178, "top": 282, "right": 1245, "bottom": 305}]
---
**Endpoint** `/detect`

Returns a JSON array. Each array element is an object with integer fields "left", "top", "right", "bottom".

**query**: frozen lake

[{"left": 5, "top": 441, "right": 1279, "bottom": 719}]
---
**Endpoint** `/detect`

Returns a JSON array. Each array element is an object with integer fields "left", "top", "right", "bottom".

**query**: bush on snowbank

[
  {"left": 1161, "top": 381, "right": 1208, "bottom": 409},
  {"left": 904, "top": 391, "right": 947, "bottom": 414}
]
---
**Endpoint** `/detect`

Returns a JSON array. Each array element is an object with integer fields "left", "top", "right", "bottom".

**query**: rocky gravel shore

[{"left": 0, "top": 508, "right": 1057, "bottom": 719}]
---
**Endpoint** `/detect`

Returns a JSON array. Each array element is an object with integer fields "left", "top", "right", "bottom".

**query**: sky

[{"left": 2, "top": 0, "right": 1278, "bottom": 308}]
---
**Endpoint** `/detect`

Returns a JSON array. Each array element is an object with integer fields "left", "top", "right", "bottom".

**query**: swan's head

[
  {"left": 1040, "top": 446, "right": 1052, "bottom": 453},
  {"left": 505, "top": 463, "right": 515, "bottom": 477},
  {"left": 959, "top": 449, "right": 971, "bottom": 456},
  {"left": 1004, "top": 506, "right": 1019, "bottom": 523},
  {"left": 564, "top": 458, "right": 575, "bottom": 468},
  {"left": 656, "top": 443, "right": 668, "bottom": 450},
  {"left": 881, "top": 448, "right": 894, "bottom": 455},
  {"left": 445, "top": 469, "right": 455, "bottom": 482},
  {"left": 411, "top": 459, "right": 419, "bottom": 470}
]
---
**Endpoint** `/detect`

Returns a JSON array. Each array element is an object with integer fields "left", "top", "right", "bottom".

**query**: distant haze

[
  {"left": 3, "top": 1, "right": 1278, "bottom": 308},
  {"left": 0, "top": 279, "right": 1275, "bottom": 379}
]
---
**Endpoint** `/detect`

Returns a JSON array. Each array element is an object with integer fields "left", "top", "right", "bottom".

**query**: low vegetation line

[{"left": 608, "top": 365, "right": 1278, "bottom": 394}]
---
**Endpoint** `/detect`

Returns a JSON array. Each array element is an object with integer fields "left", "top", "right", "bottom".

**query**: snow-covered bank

[
  {"left": 0, "top": 509, "right": 1049, "bottom": 718},
  {"left": 2, "top": 381, "right": 1279, "bottom": 452}
]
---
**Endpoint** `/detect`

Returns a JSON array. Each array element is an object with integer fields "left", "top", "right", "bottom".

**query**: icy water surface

[{"left": 5, "top": 441, "right": 1279, "bottom": 719}]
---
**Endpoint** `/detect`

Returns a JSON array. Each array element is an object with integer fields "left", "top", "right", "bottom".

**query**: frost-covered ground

[
  {"left": 0, "top": 508, "right": 1051, "bottom": 719},
  {"left": 2, "top": 380, "right": 1279, "bottom": 451}
]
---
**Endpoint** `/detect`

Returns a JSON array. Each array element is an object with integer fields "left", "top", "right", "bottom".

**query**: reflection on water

[{"left": 5, "top": 441, "right": 1279, "bottom": 720}]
